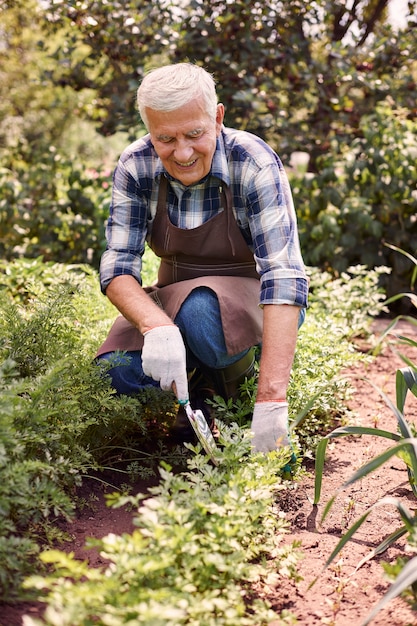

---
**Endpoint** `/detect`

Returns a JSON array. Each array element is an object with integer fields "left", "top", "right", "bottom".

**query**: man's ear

[{"left": 215, "top": 103, "right": 225, "bottom": 134}]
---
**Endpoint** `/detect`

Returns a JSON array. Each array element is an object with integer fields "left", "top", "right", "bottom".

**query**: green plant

[
  {"left": 289, "top": 265, "right": 386, "bottom": 454},
  {"left": 209, "top": 264, "right": 379, "bottom": 458},
  {"left": 312, "top": 248, "right": 417, "bottom": 624},
  {"left": 0, "top": 146, "right": 112, "bottom": 267},
  {"left": 294, "top": 102, "right": 417, "bottom": 310},
  {"left": 0, "top": 266, "right": 175, "bottom": 600},
  {"left": 24, "top": 429, "right": 302, "bottom": 626},
  {"left": 0, "top": 256, "right": 388, "bottom": 604}
]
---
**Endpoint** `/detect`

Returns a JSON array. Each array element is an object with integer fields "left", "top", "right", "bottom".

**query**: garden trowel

[{"left": 182, "top": 401, "right": 219, "bottom": 465}]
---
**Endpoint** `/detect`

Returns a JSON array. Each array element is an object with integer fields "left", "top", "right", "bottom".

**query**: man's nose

[{"left": 174, "top": 140, "right": 194, "bottom": 162}]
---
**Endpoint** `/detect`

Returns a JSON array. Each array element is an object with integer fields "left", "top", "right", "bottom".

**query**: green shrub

[
  {"left": 25, "top": 436, "right": 301, "bottom": 626},
  {"left": 0, "top": 257, "right": 388, "bottom": 603},
  {"left": 0, "top": 261, "right": 195, "bottom": 599},
  {"left": 210, "top": 264, "right": 385, "bottom": 456},
  {"left": 312, "top": 250, "right": 417, "bottom": 625},
  {"left": 0, "top": 146, "right": 111, "bottom": 268},
  {"left": 293, "top": 101, "right": 417, "bottom": 312}
]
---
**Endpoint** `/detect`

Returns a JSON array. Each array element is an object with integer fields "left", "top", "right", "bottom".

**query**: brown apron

[{"left": 96, "top": 176, "right": 263, "bottom": 357}]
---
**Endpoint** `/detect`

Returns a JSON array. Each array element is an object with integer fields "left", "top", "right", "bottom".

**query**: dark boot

[
  {"left": 201, "top": 347, "right": 257, "bottom": 400},
  {"left": 170, "top": 348, "right": 256, "bottom": 444},
  {"left": 170, "top": 370, "right": 217, "bottom": 444}
]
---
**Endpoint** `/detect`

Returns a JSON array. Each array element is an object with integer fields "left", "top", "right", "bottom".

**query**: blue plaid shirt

[{"left": 100, "top": 126, "right": 308, "bottom": 308}]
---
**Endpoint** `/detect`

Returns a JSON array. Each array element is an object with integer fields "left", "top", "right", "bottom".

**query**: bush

[
  {"left": 25, "top": 437, "right": 301, "bottom": 626},
  {"left": 293, "top": 101, "right": 417, "bottom": 312},
  {"left": 0, "top": 264, "right": 159, "bottom": 600},
  {"left": 0, "top": 146, "right": 111, "bottom": 268},
  {"left": 0, "top": 257, "right": 386, "bottom": 602}
]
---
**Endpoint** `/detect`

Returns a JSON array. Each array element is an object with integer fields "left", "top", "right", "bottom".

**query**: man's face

[{"left": 146, "top": 97, "right": 224, "bottom": 186}]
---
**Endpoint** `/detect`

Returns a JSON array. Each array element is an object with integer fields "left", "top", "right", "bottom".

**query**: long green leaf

[
  {"left": 323, "top": 497, "right": 413, "bottom": 573},
  {"left": 326, "top": 425, "right": 400, "bottom": 441},
  {"left": 384, "top": 242, "right": 417, "bottom": 266},
  {"left": 371, "top": 317, "right": 401, "bottom": 354},
  {"left": 341, "top": 439, "right": 417, "bottom": 490},
  {"left": 313, "top": 426, "right": 400, "bottom": 505},
  {"left": 313, "top": 437, "right": 329, "bottom": 504},
  {"left": 396, "top": 367, "right": 417, "bottom": 413},
  {"left": 407, "top": 467, "right": 417, "bottom": 499},
  {"left": 396, "top": 368, "right": 410, "bottom": 415},
  {"left": 355, "top": 524, "right": 408, "bottom": 572},
  {"left": 290, "top": 391, "right": 321, "bottom": 432},
  {"left": 372, "top": 315, "right": 417, "bottom": 356},
  {"left": 397, "top": 351, "right": 417, "bottom": 369},
  {"left": 364, "top": 378, "right": 413, "bottom": 442},
  {"left": 361, "top": 555, "right": 417, "bottom": 626},
  {"left": 320, "top": 494, "right": 336, "bottom": 525},
  {"left": 323, "top": 512, "right": 371, "bottom": 568},
  {"left": 398, "top": 333, "right": 417, "bottom": 347}
]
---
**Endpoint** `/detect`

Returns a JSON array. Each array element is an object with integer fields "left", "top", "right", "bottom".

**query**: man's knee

[{"left": 96, "top": 351, "right": 158, "bottom": 395}]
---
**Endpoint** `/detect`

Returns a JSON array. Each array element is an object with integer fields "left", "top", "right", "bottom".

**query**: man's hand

[
  {"left": 142, "top": 325, "right": 188, "bottom": 402},
  {"left": 251, "top": 401, "right": 289, "bottom": 452}
]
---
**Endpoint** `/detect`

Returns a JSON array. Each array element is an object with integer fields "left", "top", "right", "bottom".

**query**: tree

[
  {"left": 1, "top": 0, "right": 416, "bottom": 293},
  {"left": 39, "top": 0, "right": 177, "bottom": 137},
  {"left": 0, "top": 0, "right": 111, "bottom": 265},
  {"left": 173, "top": 0, "right": 417, "bottom": 164},
  {"left": 28, "top": 0, "right": 417, "bottom": 164}
]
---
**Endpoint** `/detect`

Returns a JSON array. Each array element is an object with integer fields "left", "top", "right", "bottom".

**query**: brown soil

[{"left": 2, "top": 319, "right": 417, "bottom": 626}]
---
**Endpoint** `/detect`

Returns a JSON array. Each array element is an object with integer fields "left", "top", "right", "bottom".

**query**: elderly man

[{"left": 96, "top": 63, "right": 308, "bottom": 452}]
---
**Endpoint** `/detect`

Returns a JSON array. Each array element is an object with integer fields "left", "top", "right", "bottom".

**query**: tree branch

[{"left": 358, "top": 0, "right": 389, "bottom": 46}]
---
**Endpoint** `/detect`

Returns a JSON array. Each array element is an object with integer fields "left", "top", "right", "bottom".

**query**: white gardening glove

[
  {"left": 142, "top": 325, "right": 188, "bottom": 402},
  {"left": 251, "top": 401, "right": 289, "bottom": 453}
]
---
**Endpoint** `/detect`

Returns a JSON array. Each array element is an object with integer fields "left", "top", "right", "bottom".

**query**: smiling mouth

[{"left": 175, "top": 159, "right": 197, "bottom": 167}]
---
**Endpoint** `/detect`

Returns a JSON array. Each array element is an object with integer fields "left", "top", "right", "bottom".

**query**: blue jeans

[
  {"left": 98, "top": 288, "right": 248, "bottom": 395},
  {"left": 97, "top": 287, "right": 305, "bottom": 395}
]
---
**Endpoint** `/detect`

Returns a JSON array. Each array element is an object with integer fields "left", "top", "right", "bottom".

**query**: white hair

[{"left": 137, "top": 63, "right": 218, "bottom": 129}]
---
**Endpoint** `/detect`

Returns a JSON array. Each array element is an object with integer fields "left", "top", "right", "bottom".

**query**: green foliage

[
  {"left": 312, "top": 250, "right": 417, "bottom": 624},
  {"left": 0, "top": 257, "right": 390, "bottom": 604},
  {"left": 0, "top": 263, "right": 172, "bottom": 600},
  {"left": 208, "top": 265, "right": 382, "bottom": 456},
  {"left": 0, "top": 257, "right": 91, "bottom": 305},
  {"left": 289, "top": 265, "right": 386, "bottom": 453},
  {"left": 2, "top": 0, "right": 417, "bottom": 289},
  {"left": 0, "top": 0, "right": 116, "bottom": 267},
  {"left": 0, "top": 149, "right": 112, "bottom": 267},
  {"left": 0, "top": 363, "right": 77, "bottom": 599},
  {"left": 294, "top": 102, "right": 417, "bottom": 308},
  {"left": 25, "top": 437, "right": 301, "bottom": 626},
  {"left": 35, "top": 0, "right": 417, "bottom": 162}
]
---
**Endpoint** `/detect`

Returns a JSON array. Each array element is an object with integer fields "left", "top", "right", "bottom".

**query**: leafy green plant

[
  {"left": 0, "top": 257, "right": 388, "bottom": 604},
  {"left": 289, "top": 265, "right": 387, "bottom": 454},
  {"left": 294, "top": 102, "right": 417, "bottom": 310},
  {"left": 212, "top": 265, "right": 385, "bottom": 457},
  {"left": 24, "top": 429, "right": 301, "bottom": 626},
  {"left": 312, "top": 248, "right": 417, "bottom": 624},
  {"left": 0, "top": 257, "right": 95, "bottom": 305},
  {"left": 0, "top": 146, "right": 112, "bottom": 268},
  {"left": 0, "top": 267, "right": 175, "bottom": 600}
]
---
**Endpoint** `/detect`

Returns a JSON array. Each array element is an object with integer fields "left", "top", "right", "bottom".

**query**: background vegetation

[
  {"left": 0, "top": 256, "right": 383, "bottom": 610},
  {"left": 0, "top": 0, "right": 416, "bottom": 306},
  {"left": 1, "top": 0, "right": 417, "bottom": 618}
]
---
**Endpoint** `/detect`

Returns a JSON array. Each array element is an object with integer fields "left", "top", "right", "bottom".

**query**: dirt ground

[{"left": 2, "top": 319, "right": 417, "bottom": 626}]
